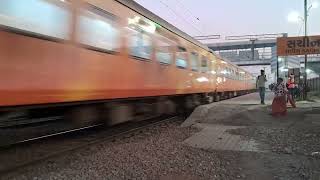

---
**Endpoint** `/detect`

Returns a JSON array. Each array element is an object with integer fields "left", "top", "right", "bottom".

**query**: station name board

[{"left": 277, "top": 35, "right": 320, "bottom": 56}]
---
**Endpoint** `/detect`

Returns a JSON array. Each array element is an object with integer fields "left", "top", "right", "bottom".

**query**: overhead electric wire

[
  {"left": 298, "top": 21, "right": 304, "bottom": 36},
  {"left": 174, "top": 0, "right": 201, "bottom": 22},
  {"left": 158, "top": 0, "right": 204, "bottom": 35},
  {"left": 173, "top": 0, "right": 207, "bottom": 35}
]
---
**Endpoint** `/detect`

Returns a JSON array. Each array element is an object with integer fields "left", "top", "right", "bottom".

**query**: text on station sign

[{"left": 277, "top": 35, "right": 320, "bottom": 56}]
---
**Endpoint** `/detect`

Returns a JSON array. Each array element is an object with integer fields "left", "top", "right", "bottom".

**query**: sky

[{"left": 134, "top": 0, "right": 320, "bottom": 41}]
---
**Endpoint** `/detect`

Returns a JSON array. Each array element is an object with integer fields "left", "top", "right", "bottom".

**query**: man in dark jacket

[{"left": 256, "top": 70, "right": 267, "bottom": 104}]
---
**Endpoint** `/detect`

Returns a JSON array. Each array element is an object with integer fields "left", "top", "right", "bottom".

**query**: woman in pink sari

[
  {"left": 272, "top": 78, "right": 288, "bottom": 116},
  {"left": 287, "top": 75, "right": 296, "bottom": 108}
]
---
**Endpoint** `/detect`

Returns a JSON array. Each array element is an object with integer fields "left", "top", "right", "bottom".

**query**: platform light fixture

[
  {"left": 278, "top": 57, "right": 284, "bottom": 62},
  {"left": 311, "top": 1, "right": 319, "bottom": 9},
  {"left": 287, "top": 11, "right": 302, "bottom": 23},
  {"left": 280, "top": 67, "right": 288, "bottom": 72},
  {"left": 306, "top": 69, "right": 312, "bottom": 74}
]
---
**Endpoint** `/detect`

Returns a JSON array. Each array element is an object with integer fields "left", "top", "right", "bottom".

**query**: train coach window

[
  {"left": 236, "top": 72, "right": 240, "bottom": 80},
  {"left": 224, "top": 67, "right": 229, "bottom": 77},
  {"left": 190, "top": 52, "right": 199, "bottom": 71},
  {"left": 230, "top": 69, "right": 234, "bottom": 78},
  {"left": 228, "top": 68, "right": 232, "bottom": 78},
  {"left": 128, "top": 29, "right": 152, "bottom": 60},
  {"left": 77, "top": 6, "right": 119, "bottom": 52},
  {"left": 201, "top": 56, "right": 209, "bottom": 73},
  {"left": 0, "top": 0, "right": 70, "bottom": 39},
  {"left": 176, "top": 46, "right": 187, "bottom": 69},
  {"left": 156, "top": 40, "right": 172, "bottom": 64}
]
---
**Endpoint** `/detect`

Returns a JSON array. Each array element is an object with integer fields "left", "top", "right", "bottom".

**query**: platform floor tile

[{"left": 184, "top": 124, "right": 266, "bottom": 152}]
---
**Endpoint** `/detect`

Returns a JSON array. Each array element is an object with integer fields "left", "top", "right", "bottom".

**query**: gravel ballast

[{"left": 2, "top": 120, "right": 243, "bottom": 180}]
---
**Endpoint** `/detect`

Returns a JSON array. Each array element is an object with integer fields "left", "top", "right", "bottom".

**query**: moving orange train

[{"left": 0, "top": 0, "right": 255, "bottom": 125}]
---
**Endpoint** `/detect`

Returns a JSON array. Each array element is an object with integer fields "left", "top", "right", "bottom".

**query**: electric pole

[{"left": 304, "top": 0, "right": 308, "bottom": 100}]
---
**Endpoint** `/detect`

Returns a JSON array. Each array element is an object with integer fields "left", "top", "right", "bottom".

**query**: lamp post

[
  {"left": 286, "top": 0, "right": 318, "bottom": 99},
  {"left": 303, "top": 0, "right": 308, "bottom": 100}
]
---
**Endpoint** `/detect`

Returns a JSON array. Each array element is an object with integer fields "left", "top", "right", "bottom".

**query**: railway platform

[{"left": 182, "top": 92, "right": 320, "bottom": 179}]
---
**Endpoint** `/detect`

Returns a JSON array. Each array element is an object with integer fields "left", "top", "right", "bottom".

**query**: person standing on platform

[
  {"left": 287, "top": 74, "right": 296, "bottom": 108},
  {"left": 272, "top": 78, "right": 288, "bottom": 116},
  {"left": 256, "top": 70, "right": 267, "bottom": 104}
]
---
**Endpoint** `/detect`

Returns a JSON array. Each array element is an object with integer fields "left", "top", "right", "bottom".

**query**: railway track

[
  {"left": 0, "top": 115, "right": 181, "bottom": 176},
  {"left": 0, "top": 116, "right": 63, "bottom": 129},
  {"left": 9, "top": 123, "right": 104, "bottom": 145}
]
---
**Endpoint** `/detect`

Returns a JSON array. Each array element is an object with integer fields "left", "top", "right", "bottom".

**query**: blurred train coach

[{"left": 0, "top": 0, "right": 255, "bottom": 126}]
